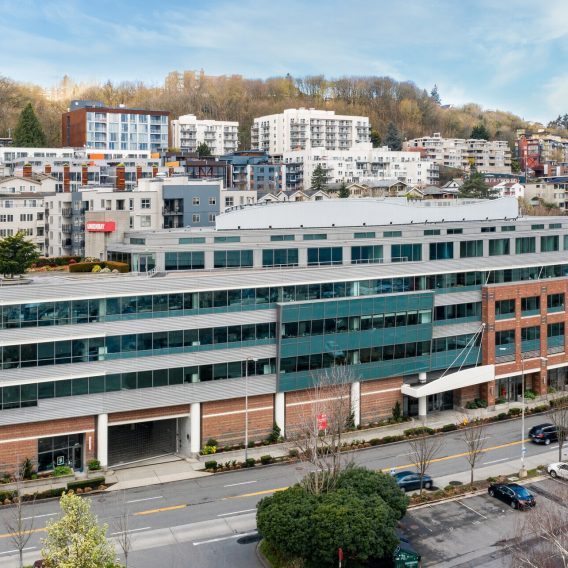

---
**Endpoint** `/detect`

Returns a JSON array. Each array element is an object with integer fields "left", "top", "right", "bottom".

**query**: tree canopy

[
  {"left": 470, "top": 123, "right": 490, "bottom": 140},
  {"left": 459, "top": 172, "right": 499, "bottom": 199},
  {"left": 0, "top": 231, "right": 39, "bottom": 279},
  {"left": 196, "top": 142, "right": 211, "bottom": 158},
  {"left": 385, "top": 121, "right": 403, "bottom": 150},
  {"left": 338, "top": 182, "right": 350, "bottom": 198},
  {"left": 430, "top": 84, "right": 441, "bottom": 105},
  {"left": 12, "top": 102, "right": 46, "bottom": 146},
  {"left": 41, "top": 491, "right": 117, "bottom": 568},
  {"left": 311, "top": 164, "right": 328, "bottom": 191}
]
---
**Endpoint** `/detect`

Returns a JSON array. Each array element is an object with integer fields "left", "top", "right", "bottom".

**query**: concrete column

[
  {"left": 418, "top": 396, "right": 427, "bottom": 419},
  {"left": 275, "top": 392, "right": 285, "bottom": 438},
  {"left": 190, "top": 402, "right": 201, "bottom": 454},
  {"left": 351, "top": 381, "right": 361, "bottom": 427},
  {"left": 177, "top": 413, "right": 191, "bottom": 457},
  {"left": 419, "top": 372, "right": 427, "bottom": 383},
  {"left": 96, "top": 413, "right": 108, "bottom": 469}
]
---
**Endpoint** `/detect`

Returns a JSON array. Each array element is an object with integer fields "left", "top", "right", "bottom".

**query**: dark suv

[{"left": 528, "top": 423, "right": 558, "bottom": 445}]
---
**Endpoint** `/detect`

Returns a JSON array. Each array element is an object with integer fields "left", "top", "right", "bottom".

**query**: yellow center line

[
  {"left": 224, "top": 487, "right": 288, "bottom": 499},
  {"left": 134, "top": 504, "right": 187, "bottom": 516},
  {"left": 0, "top": 526, "right": 46, "bottom": 540}
]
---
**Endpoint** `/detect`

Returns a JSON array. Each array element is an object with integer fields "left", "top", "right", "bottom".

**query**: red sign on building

[
  {"left": 86, "top": 221, "right": 116, "bottom": 232},
  {"left": 317, "top": 413, "right": 328, "bottom": 431}
]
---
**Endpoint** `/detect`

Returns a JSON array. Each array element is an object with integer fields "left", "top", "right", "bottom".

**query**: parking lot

[{"left": 400, "top": 477, "right": 567, "bottom": 567}]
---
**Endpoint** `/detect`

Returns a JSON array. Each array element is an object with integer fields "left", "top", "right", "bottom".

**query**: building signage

[
  {"left": 86, "top": 221, "right": 116, "bottom": 232},
  {"left": 317, "top": 413, "right": 328, "bottom": 431}
]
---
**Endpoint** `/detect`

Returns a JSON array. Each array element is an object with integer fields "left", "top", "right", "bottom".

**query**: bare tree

[
  {"left": 4, "top": 468, "right": 36, "bottom": 568},
  {"left": 407, "top": 423, "right": 443, "bottom": 495},
  {"left": 509, "top": 485, "right": 568, "bottom": 567},
  {"left": 461, "top": 419, "right": 487, "bottom": 485},
  {"left": 293, "top": 365, "right": 357, "bottom": 495},
  {"left": 112, "top": 491, "right": 132, "bottom": 568},
  {"left": 549, "top": 402, "right": 568, "bottom": 462}
]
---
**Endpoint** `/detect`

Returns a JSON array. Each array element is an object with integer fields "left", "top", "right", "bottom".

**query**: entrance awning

[{"left": 401, "top": 365, "right": 495, "bottom": 398}]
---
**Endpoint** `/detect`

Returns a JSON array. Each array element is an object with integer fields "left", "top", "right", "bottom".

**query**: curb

[{"left": 255, "top": 540, "right": 271, "bottom": 568}]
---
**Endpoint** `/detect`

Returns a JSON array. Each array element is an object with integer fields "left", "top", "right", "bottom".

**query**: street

[{"left": 0, "top": 412, "right": 564, "bottom": 567}]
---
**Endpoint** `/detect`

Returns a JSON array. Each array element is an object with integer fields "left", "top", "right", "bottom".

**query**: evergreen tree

[
  {"left": 12, "top": 103, "right": 46, "bottom": 147},
  {"left": 0, "top": 231, "right": 39, "bottom": 279},
  {"left": 310, "top": 164, "right": 328, "bottom": 191},
  {"left": 470, "top": 123, "right": 490, "bottom": 140},
  {"left": 459, "top": 172, "right": 499, "bottom": 199},
  {"left": 384, "top": 122, "right": 402, "bottom": 151},
  {"left": 430, "top": 84, "right": 441, "bottom": 105},
  {"left": 41, "top": 491, "right": 116, "bottom": 568},
  {"left": 196, "top": 142, "right": 212, "bottom": 158},
  {"left": 370, "top": 128, "right": 381, "bottom": 148},
  {"left": 338, "top": 182, "right": 350, "bottom": 198}
]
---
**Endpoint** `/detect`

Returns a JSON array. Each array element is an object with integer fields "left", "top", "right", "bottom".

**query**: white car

[{"left": 547, "top": 462, "right": 568, "bottom": 479}]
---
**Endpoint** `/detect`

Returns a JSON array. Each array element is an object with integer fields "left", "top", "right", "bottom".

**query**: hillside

[{"left": 0, "top": 72, "right": 542, "bottom": 149}]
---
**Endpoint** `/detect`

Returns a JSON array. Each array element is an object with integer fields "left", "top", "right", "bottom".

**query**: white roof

[{"left": 215, "top": 197, "right": 519, "bottom": 230}]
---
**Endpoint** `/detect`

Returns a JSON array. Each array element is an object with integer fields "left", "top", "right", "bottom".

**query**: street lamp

[{"left": 244, "top": 356, "right": 258, "bottom": 462}]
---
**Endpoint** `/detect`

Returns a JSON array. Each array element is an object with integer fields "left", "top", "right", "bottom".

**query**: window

[
  {"left": 496, "top": 329, "right": 515, "bottom": 348},
  {"left": 547, "top": 293, "right": 565, "bottom": 312},
  {"left": 548, "top": 322, "right": 565, "bottom": 337},
  {"left": 165, "top": 251, "right": 205, "bottom": 270},
  {"left": 351, "top": 245, "right": 383, "bottom": 264},
  {"left": 429, "top": 242, "right": 453, "bottom": 260},
  {"left": 307, "top": 247, "right": 343, "bottom": 266},
  {"left": 496, "top": 299, "right": 515, "bottom": 318},
  {"left": 129, "top": 238, "right": 145, "bottom": 245},
  {"left": 192, "top": 197, "right": 200, "bottom": 206},
  {"left": 384, "top": 230, "right": 402, "bottom": 237},
  {"left": 140, "top": 215, "right": 151, "bottom": 228},
  {"left": 516, "top": 237, "right": 536, "bottom": 254},
  {"left": 521, "top": 296, "right": 540, "bottom": 314},
  {"left": 531, "top": 224, "right": 545, "bottom": 230},
  {"left": 424, "top": 229, "right": 440, "bottom": 236},
  {"left": 481, "top": 226, "right": 496, "bottom": 233},
  {"left": 262, "top": 249, "right": 299, "bottom": 267},
  {"left": 460, "top": 240, "right": 483, "bottom": 258},
  {"left": 225, "top": 197, "right": 234, "bottom": 207},
  {"left": 541, "top": 235, "right": 559, "bottom": 252},
  {"left": 271, "top": 235, "right": 295, "bottom": 241},
  {"left": 208, "top": 213, "right": 216, "bottom": 223},
  {"left": 391, "top": 244, "right": 421, "bottom": 262},
  {"left": 303, "top": 233, "right": 327, "bottom": 240},
  {"left": 501, "top": 225, "right": 516, "bottom": 232},
  {"left": 489, "top": 238, "right": 510, "bottom": 256},
  {"left": 354, "top": 232, "right": 375, "bottom": 239},
  {"left": 214, "top": 250, "right": 254, "bottom": 268},
  {"left": 521, "top": 326, "right": 540, "bottom": 341},
  {"left": 208, "top": 197, "right": 216, "bottom": 205},
  {"left": 214, "top": 236, "right": 240, "bottom": 243},
  {"left": 179, "top": 237, "right": 206, "bottom": 244},
  {"left": 141, "top": 199, "right": 151, "bottom": 209},
  {"left": 447, "top": 228, "right": 463, "bottom": 234},
  {"left": 192, "top": 214, "right": 200, "bottom": 223},
  {"left": 550, "top": 223, "right": 562, "bottom": 229}
]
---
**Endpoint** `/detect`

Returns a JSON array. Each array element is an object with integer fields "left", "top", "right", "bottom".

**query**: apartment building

[
  {"left": 525, "top": 178, "right": 568, "bottom": 209},
  {"left": 171, "top": 114, "right": 239, "bottom": 155},
  {"left": 516, "top": 130, "right": 568, "bottom": 176},
  {"left": 61, "top": 100, "right": 170, "bottom": 153},
  {"left": 405, "top": 133, "right": 512, "bottom": 174},
  {"left": 251, "top": 108, "right": 371, "bottom": 155},
  {"left": 5, "top": 197, "right": 568, "bottom": 472}
]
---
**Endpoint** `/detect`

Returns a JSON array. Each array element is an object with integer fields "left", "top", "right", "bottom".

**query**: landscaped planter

[{"left": 0, "top": 473, "right": 75, "bottom": 493}]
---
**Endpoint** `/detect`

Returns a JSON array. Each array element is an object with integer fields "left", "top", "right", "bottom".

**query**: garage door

[{"left": 108, "top": 418, "right": 177, "bottom": 467}]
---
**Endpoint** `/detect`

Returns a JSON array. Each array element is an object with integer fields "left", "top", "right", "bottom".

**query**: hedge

[
  {"left": 404, "top": 427, "right": 435, "bottom": 437},
  {"left": 69, "top": 261, "right": 129, "bottom": 273},
  {"left": 204, "top": 460, "right": 218, "bottom": 470},
  {"left": 35, "top": 256, "right": 81, "bottom": 267},
  {"left": 67, "top": 477, "right": 105, "bottom": 491}
]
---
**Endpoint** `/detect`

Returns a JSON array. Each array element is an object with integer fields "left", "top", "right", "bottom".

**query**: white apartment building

[
  {"left": 282, "top": 146, "right": 439, "bottom": 188},
  {"left": 525, "top": 180, "right": 568, "bottom": 210},
  {"left": 251, "top": 108, "right": 371, "bottom": 155},
  {"left": 493, "top": 181, "right": 525, "bottom": 199},
  {"left": 0, "top": 194, "right": 47, "bottom": 252},
  {"left": 171, "top": 114, "right": 239, "bottom": 155},
  {"left": 404, "top": 133, "right": 512, "bottom": 174}
]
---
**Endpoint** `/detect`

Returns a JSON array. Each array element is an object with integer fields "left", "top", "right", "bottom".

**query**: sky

[{"left": 1, "top": 0, "right": 567, "bottom": 123}]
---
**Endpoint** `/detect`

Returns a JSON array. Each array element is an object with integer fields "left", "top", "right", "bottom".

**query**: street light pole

[
  {"left": 520, "top": 355, "right": 526, "bottom": 478},
  {"left": 244, "top": 356, "right": 258, "bottom": 463}
]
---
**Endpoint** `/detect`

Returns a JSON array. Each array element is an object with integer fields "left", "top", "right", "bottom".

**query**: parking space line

[{"left": 456, "top": 499, "right": 487, "bottom": 519}]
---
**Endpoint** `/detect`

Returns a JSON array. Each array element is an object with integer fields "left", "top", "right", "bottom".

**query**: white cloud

[{"left": 544, "top": 74, "right": 568, "bottom": 116}]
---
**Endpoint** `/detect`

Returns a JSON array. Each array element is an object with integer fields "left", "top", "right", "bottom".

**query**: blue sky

[{"left": 1, "top": 0, "right": 567, "bottom": 123}]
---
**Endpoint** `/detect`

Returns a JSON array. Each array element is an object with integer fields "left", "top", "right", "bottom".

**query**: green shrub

[
  {"left": 497, "top": 412, "right": 508, "bottom": 421},
  {"left": 441, "top": 423, "right": 458, "bottom": 432},
  {"left": 69, "top": 261, "right": 129, "bottom": 273},
  {"left": 247, "top": 440, "right": 256, "bottom": 448},
  {"left": 495, "top": 397, "right": 506, "bottom": 405},
  {"left": 509, "top": 407, "right": 522, "bottom": 416},
  {"left": 392, "top": 401, "right": 402, "bottom": 422},
  {"left": 200, "top": 445, "right": 217, "bottom": 455},
  {"left": 103, "top": 261, "right": 129, "bottom": 273},
  {"left": 260, "top": 455, "right": 273, "bottom": 465},
  {"left": 67, "top": 477, "right": 105, "bottom": 491},
  {"left": 53, "top": 465, "right": 73, "bottom": 477},
  {"left": 404, "top": 427, "right": 434, "bottom": 437},
  {"left": 524, "top": 390, "right": 536, "bottom": 400},
  {"left": 369, "top": 438, "right": 381, "bottom": 446},
  {"left": 21, "top": 457, "right": 34, "bottom": 480},
  {"left": 87, "top": 459, "right": 101, "bottom": 471},
  {"left": 266, "top": 422, "right": 282, "bottom": 444},
  {"left": 288, "top": 449, "right": 299, "bottom": 458},
  {"left": 244, "top": 458, "right": 256, "bottom": 468},
  {"left": 204, "top": 460, "right": 218, "bottom": 470},
  {"left": 205, "top": 438, "right": 219, "bottom": 448},
  {"left": 34, "top": 256, "right": 81, "bottom": 268},
  {"left": 532, "top": 404, "right": 550, "bottom": 413},
  {"left": 0, "top": 489, "right": 15, "bottom": 502},
  {"left": 381, "top": 435, "right": 405, "bottom": 444}
]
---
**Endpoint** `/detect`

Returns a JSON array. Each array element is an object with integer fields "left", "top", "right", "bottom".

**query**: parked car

[
  {"left": 547, "top": 462, "right": 568, "bottom": 479},
  {"left": 528, "top": 423, "right": 558, "bottom": 445},
  {"left": 488, "top": 483, "right": 535, "bottom": 510},
  {"left": 393, "top": 470, "right": 433, "bottom": 492}
]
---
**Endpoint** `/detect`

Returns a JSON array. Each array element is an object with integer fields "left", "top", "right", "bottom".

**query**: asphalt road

[{"left": 0, "top": 412, "right": 564, "bottom": 567}]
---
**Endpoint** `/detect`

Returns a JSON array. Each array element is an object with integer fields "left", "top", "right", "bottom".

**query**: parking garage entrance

[{"left": 108, "top": 418, "right": 177, "bottom": 467}]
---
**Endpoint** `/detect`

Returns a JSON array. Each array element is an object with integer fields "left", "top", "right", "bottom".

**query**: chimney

[
  {"left": 44, "top": 164, "right": 52, "bottom": 174},
  {"left": 63, "top": 164, "right": 70, "bottom": 193},
  {"left": 23, "top": 163, "right": 32, "bottom": 178}
]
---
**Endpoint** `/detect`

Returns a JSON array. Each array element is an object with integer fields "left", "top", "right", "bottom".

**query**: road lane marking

[
  {"left": 134, "top": 504, "right": 187, "bottom": 516},
  {"left": 111, "top": 526, "right": 151, "bottom": 536},
  {"left": 224, "top": 480, "right": 257, "bottom": 488},
  {"left": 457, "top": 500, "right": 487, "bottom": 519},
  {"left": 217, "top": 509, "right": 257, "bottom": 517},
  {"left": 483, "top": 458, "right": 508, "bottom": 465},
  {"left": 23, "top": 512, "right": 57, "bottom": 520},
  {"left": 0, "top": 546, "right": 36, "bottom": 555},
  {"left": 193, "top": 531, "right": 258, "bottom": 546},
  {"left": 0, "top": 527, "right": 46, "bottom": 540},
  {"left": 224, "top": 487, "right": 288, "bottom": 499},
  {"left": 126, "top": 496, "right": 163, "bottom": 504}
]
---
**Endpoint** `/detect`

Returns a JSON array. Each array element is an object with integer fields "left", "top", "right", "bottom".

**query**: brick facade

[
  {"left": 360, "top": 377, "right": 403, "bottom": 424},
  {"left": 202, "top": 394, "right": 274, "bottom": 446},
  {"left": 108, "top": 405, "right": 189, "bottom": 424}
]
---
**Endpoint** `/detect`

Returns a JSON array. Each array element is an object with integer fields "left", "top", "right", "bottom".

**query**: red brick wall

[
  {"left": 109, "top": 405, "right": 189, "bottom": 424},
  {"left": 457, "top": 384, "right": 480, "bottom": 406},
  {"left": 360, "top": 377, "right": 403, "bottom": 424},
  {"left": 202, "top": 394, "right": 274, "bottom": 446}
]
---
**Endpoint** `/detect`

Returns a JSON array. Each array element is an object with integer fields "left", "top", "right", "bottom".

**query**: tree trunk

[{"left": 470, "top": 466, "right": 474, "bottom": 486}]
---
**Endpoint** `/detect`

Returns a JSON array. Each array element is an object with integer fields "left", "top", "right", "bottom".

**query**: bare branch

[
  {"left": 407, "top": 423, "right": 443, "bottom": 495},
  {"left": 113, "top": 491, "right": 132, "bottom": 568},
  {"left": 461, "top": 419, "right": 487, "bottom": 486},
  {"left": 549, "top": 402, "right": 568, "bottom": 462}
]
